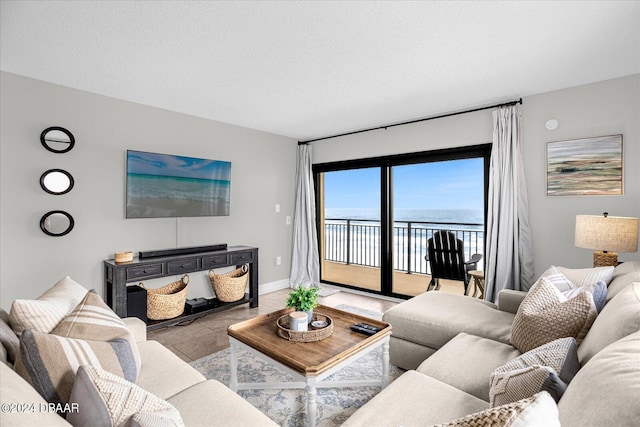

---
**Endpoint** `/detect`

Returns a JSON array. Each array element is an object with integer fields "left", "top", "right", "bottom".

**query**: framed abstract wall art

[{"left": 546, "top": 134, "right": 623, "bottom": 196}]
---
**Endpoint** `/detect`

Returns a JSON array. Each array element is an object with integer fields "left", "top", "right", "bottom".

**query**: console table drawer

[
  {"left": 231, "top": 251, "right": 254, "bottom": 264},
  {"left": 126, "top": 264, "right": 163, "bottom": 280},
  {"left": 202, "top": 254, "right": 229, "bottom": 269},
  {"left": 167, "top": 258, "right": 198, "bottom": 274}
]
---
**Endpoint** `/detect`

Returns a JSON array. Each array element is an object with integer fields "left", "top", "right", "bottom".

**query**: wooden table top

[{"left": 227, "top": 305, "right": 391, "bottom": 377}]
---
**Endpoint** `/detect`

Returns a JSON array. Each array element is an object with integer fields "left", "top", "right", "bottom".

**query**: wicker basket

[
  {"left": 141, "top": 275, "right": 189, "bottom": 320},
  {"left": 208, "top": 264, "right": 249, "bottom": 302},
  {"left": 276, "top": 312, "right": 333, "bottom": 342}
]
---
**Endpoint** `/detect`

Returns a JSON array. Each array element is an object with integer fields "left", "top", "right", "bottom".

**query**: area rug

[{"left": 190, "top": 305, "right": 400, "bottom": 426}]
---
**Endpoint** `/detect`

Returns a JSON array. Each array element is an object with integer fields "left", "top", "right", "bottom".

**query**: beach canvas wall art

[
  {"left": 126, "top": 150, "right": 231, "bottom": 218},
  {"left": 546, "top": 134, "right": 622, "bottom": 196}
]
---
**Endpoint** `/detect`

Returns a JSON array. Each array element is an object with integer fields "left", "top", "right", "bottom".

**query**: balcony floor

[{"left": 322, "top": 261, "right": 468, "bottom": 297}]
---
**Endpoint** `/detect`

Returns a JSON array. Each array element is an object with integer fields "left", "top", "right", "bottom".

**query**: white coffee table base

[{"left": 228, "top": 335, "right": 390, "bottom": 427}]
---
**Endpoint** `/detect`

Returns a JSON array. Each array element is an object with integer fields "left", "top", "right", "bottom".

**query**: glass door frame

[{"left": 313, "top": 143, "right": 491, "bottom": 299}]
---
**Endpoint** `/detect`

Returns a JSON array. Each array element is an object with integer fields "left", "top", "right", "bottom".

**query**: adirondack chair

[{"left": 425, "top": 230, "right": 482, "bottom": 294}]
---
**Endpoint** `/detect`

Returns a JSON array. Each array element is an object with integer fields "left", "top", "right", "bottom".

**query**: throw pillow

[
  {"left": 510, "top": 277, "right": 597, "bottom": 353},
  {"left": 0, "top": 309, "right": 20, "bottom": 364},
  {"left": 432, "top": 391, "right": 560, "bottom": 427},
  {"left": 52, "top": 290, "right": 142, "bottom": 375},
  {"left": 563, "top": 280, "right": 607, "bottom": 313},
  {"left": 9, "top": 276, "right": 88, "bottom": 336},
  {"left": 537, "top": 266, "right": 606, "bottom": 311},
  {"left": 489, "top": 337, "right": 579, "bottom": 406},
  {"left": 67, "top": 365, "right": 184, "bottom": 427},
  {"left": 556, "top": 265, "right": 614, "bottom": 286},
  {"left": 537, "top": 266, "right": 575, "bottom": 292},
  {"left": 14, "top": 330, "right": 138, "bottom": 406}
]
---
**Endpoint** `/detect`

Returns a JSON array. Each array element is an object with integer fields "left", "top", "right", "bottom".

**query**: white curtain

[
  {"left": 484, "top": 105, "right": 535, "bottom": 302},
  {"left": 290, "top": 144, "right": 320, "bottom": 288}
]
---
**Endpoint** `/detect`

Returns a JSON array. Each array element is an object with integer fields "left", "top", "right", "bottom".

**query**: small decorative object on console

[{"left": 114, "top": 251, "right": 134, "bottom": 263}]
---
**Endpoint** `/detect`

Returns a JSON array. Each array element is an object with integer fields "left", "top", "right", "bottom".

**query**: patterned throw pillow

[
  {"left": 538, "top": 266, "right": 575, "bottom": 292},
  {"left": 67, "top": 365, "right": 184, "bottom": 427},
  {"left": 538, "top": 266, "right": 607, "bottom": 311},
  {"left": 9, "top": 276, "right": 88, "bottom": 336},
  {"left": 556, "top": 265, "right": 614, "bottom": 286},
  {"left": 52, "top": 290, "right": 141, "bottom": 374},
  {"left": 14, "top": 330, "right": 138, "bottom": 406},
  {"left": 490, "top": 337, "right": 579, "bottom": 406},
  {"left": 510, "top": 277, "right": 597, "bottom": 353},
  {"left": 432, "top": 391, "right": 560, "bottom": 427}
]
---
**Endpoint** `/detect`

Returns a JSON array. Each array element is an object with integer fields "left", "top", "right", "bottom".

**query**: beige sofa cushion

[
  {"left": 0, "top": 309, "right": 19, "bottom": 364},
  {"left": 606, "top": 260, "right": 640, "bottom": 301},
  {"left": 136, "top": 340, "right": 206, "bottom": 400},
  {"left": 67, "top": 365, "right": 184, "bottom": 427},
  {"left": 510, "top": 277, "right": 596, "bottom": 353},
  {"left": 343, "top": 370, "right": 489, "bottom": 426},
  {"left": 607, "top": 271, "right": 640, "bottom": 301},
  {"left": 168, "top": 380, "right": 279, "bottom": 427},
  {"left": 559, "top": 331, "right": 640, "bottom": 427},
  {"left": 0, "top": 363, "right": 70, "bottom": 426},
  {"left": 577, "top": 282, "right": 640, "bottom": 365},
  {"left": 383, "top": 292, "right": 514, "bottom": 350},
  {"left": 9, "top": 276, "right": 87, "bottom": 336},
  {"left": 417, "top": 332, "right": 520, "bottom": 401},
  {"left": 433, "top": 391, "right": 560, "bottom": 427}
]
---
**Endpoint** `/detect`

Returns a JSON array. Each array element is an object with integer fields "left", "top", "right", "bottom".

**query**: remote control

[{"left": 350, "top": 322, "right": 382, "bottom": 336}]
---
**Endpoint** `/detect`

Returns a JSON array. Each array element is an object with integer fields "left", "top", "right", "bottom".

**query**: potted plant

[{"left": 286, "top": 285, "right": 320, "bottom": 322}]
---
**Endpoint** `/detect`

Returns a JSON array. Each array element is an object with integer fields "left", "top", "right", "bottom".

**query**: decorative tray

[{"left": 276, "top": 312, "right": 333, "bottom": 342}]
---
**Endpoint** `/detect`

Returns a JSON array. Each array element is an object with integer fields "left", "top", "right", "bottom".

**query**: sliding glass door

[
  {"left": 391, "top": 158, "right": 485, "bottom": 296},
  {"left": 314, "top": 145, "right": 490, "bottom": 298},
  {"left": 318, "top": 167, "right": 382, "bottom": 292}
]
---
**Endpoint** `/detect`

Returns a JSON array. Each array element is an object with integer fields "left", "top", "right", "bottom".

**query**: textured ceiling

[{"left": 1, "top": 1, "right": 639, "bottom": 141}]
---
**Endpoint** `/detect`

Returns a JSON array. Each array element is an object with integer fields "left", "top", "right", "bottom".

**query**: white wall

[
  {"left": 0, "top": 72, "right": 297, "bottom": 309},
  {"left": 313, "top": 74, "right": 640, "bottom": 277}
]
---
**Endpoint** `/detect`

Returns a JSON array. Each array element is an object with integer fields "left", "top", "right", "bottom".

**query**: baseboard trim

[{"left": 259, "top": 279, "right": 290, "bottom": 295}]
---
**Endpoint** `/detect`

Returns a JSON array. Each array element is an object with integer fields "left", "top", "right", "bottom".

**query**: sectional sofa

[
  {"left": 0, "top": 277, "right": 277, "bottom": 427},
  {"left": 344, "top": 261, "right": 640, "bottom": 426}
]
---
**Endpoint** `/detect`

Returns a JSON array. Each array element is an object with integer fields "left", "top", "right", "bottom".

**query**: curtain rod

[{"left": 298, "top": 98, "right": 522, "bottom": 145}]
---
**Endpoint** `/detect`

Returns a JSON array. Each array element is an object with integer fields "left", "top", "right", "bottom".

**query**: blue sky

[
  {"left": 127, "top": 150, "right": 231, "bottom": 181},
  {"left": 323, "top": 158, "right": 484, "bottom": 210}
]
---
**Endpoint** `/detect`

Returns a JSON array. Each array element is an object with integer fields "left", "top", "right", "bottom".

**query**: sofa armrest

[
  {"left": 123, "top": 317, "right": 147, "bottom": 342},
  {"left": 497, "top": 290, "right": 528, "bottom": 314}
]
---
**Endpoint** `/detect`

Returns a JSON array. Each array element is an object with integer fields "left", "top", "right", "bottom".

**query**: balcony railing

[{"left": 323, "top": 218, "right": 484, "bottom": 275}]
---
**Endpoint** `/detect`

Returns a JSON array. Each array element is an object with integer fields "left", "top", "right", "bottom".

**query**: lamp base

[{"left": 593, "top": 251, "right": 618, "bottom": 267}]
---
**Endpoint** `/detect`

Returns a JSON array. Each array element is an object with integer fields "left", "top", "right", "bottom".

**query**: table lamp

[{"left": 575, "top": 213, "right": 639, "bottom": 267}]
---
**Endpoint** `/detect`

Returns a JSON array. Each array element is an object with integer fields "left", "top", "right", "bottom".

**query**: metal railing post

[{"left": 346, "top": 219, "right": 351, "bottom": 265}]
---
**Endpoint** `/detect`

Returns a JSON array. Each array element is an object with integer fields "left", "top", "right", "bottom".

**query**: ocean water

[
  {"left": 323, "top": 208, "right": 484, "bottom": 274},
  {"left": 127, "top": 174, "right": 230, "bottom": 203},
  {"left": 325, "top": 208, "right": 483, "bottom": 225}
]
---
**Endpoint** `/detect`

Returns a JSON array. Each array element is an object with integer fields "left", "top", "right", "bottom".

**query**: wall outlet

[{"left": 276, "top": 256, "right": 282, "bottom": 265}]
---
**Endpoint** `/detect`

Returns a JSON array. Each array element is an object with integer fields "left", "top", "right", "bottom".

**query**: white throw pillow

[
  {"left": 67, "top": 365, "right": 184, "bottom": 427},
  {"left": 432, "top": 391, "right": 560, "bottom": 427},
  {"left": 9, "top": 276, "right": 88, "bottom": 336}
]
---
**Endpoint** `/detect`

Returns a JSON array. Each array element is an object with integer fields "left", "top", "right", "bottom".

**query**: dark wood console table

[{"left": 103, "top": 246, "right": 258, "bottom": 331}]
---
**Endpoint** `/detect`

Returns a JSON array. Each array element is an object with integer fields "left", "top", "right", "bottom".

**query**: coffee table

[{"left": 227, "top": 305, "right": 392, "bottom": 427}]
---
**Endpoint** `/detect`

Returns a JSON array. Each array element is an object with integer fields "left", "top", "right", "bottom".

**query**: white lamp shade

[{"left": 575, "top": 215, "right": 639, "bottom": 252}]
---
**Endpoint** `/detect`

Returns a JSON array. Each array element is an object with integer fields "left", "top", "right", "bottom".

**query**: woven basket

[
  {"left": 209, "top": 264, "right": 249, "bottom": 302},
  {"left": 276, "top": 312, "right": 333, "bottom": 342},
  {"left": 141, "top": 275, "right": 189, "bottom": 320}
]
